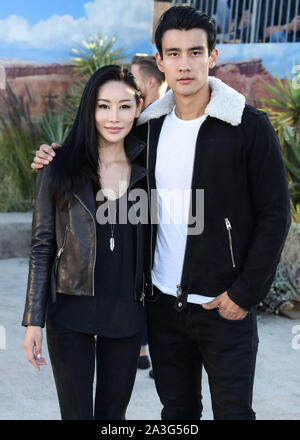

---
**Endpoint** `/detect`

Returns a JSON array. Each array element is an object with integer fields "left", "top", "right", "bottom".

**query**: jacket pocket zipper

[
  {"left": 51, "top": 224, "right": 69, "bottom": 302},
  {"left": 140, "top": 273, "right": 145, "bottom": 306},
  {"left": 56, "top": 224, "right": 69, "bottom": 259},
  {"left": 224, "top": 218, "right": 236, "bottom": 268}
]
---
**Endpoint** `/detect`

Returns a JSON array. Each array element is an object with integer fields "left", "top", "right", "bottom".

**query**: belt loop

[{"left": 174, "top": 290, "right": 188, "bottom": 312}]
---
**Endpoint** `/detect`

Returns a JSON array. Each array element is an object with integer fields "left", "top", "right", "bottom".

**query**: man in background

[
  {"left": 131, "top": 55, "right": 165, "bottom": 375},
  {"left": 131, "top": 54, "right": 166, "bottom": 111}
]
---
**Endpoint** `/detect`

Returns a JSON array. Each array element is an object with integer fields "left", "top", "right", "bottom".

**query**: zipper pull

[
  {"left": 140, "top": 292, "right": 145, "bottom": 306},
  {"left": 176, "top": 284, "right": 182, "bottom": 298},
  {"left": 57, "top": 225, "right": 69, "bottom": 258},
  {"left": 225, "top": 218, "right": 231, "bottom": 229}
]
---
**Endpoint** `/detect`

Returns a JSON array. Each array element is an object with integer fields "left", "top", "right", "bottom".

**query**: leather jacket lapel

[{"left": 73, "top": 179, "right": 97, "bottom": 219}]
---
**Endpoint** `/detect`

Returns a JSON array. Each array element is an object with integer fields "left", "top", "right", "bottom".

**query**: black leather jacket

[{"left": 22, "top": 134, "right": 149, "bottom": 328}]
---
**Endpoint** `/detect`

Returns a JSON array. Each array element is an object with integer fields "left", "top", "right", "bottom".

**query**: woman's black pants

[{"left": 45, "top": 319, "right": 143, "bottom": 420}]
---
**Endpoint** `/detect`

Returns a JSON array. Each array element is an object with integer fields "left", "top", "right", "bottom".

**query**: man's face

[{"left": 156, "top": 28, "right": 218, "bottom": 97}]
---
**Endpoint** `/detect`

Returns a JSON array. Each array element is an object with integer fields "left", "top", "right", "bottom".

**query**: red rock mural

[
  {"left": 211, "top": 58, "right": 285, "bottom": 107},
  {"left": 0, "top": 57, "right": 283, "bottom": 118},
  {"left": 0, "top": 59, "right": 79, "bottom": 117}
]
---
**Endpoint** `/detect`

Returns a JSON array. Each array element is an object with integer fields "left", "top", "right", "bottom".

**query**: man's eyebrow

[
  {"left": 189, "top": 45, "right": 205, "bottom": 51},
  {"left": 165, "top": 45, "right": 205, "bottom": 52},
  {"left": 97, "top": 98, "right": 132, "bottom": 102},
  {"left": 165, "top": 47, "right": 180, "bottom": 52}
]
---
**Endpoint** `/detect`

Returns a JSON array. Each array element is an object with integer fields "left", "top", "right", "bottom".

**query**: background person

[
  {"left": 131, "top": 54, "right": 165, "bottom": 374},
  {"left": 262, "top": 0, "right": 300, "bottom": 42},
  {"left": 231, "top": 0, "right": 300, "bottom": 42},
  {"left": 131, "top": 54, "right": 166, "bottom": 111}
]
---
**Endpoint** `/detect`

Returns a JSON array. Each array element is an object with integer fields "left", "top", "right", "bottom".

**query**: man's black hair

[{"left": 155, "top": 6, "right": 216, "bottom": 57}]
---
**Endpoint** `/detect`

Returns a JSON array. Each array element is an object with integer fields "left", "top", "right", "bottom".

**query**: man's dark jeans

[{"left": 146, "top": 286, "right": 259, "bottom": 420}]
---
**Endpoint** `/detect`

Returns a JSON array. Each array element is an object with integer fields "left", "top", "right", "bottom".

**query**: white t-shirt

[{"left": 152, "top": 106, "right": 216, "bottom": 305}]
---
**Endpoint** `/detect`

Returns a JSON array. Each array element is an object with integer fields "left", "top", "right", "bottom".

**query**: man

[
  {"left": 261, "top": 0, "right": 300, "bottom": 42},
  {"left": 234, "top": 0, "right": 300, "bottom": 43},
  {"left": 31, "top": 6, "right": 291, "bottom": 420},
  {"left": 131, "top": 54, "right": 166, "bottom": 111},
  {"left": 131, "top": 54, "right": 165, "bottom": 373}
]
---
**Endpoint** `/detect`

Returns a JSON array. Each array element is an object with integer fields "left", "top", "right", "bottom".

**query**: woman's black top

[{"left": 46, "top": 189, "right": 146, "bottom": 338}]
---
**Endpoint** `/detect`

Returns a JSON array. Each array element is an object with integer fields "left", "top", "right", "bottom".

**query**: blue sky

[
  {"left": 0, "top": 1, "right": 85, "bottom": 25},
  {"left": 0, "top": 0, "right": 155, "bottom": 63},
  {"left": 0, "top": 0, "right": 298, "bottom": 78}
]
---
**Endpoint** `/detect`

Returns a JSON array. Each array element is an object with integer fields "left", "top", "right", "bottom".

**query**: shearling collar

[{"left": 137, "top": 76, "right": 246, "bottom": 127}]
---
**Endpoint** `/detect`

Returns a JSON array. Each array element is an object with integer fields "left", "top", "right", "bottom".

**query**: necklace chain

[{"left": 98, "top": 160, "right": 129, "bottom": 252}]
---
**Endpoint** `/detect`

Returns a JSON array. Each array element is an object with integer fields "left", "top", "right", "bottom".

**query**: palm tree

[
  {"left": 72, "top": 33, "right": 127, "bottom": 78},
  {"left": 55, "top": 33, "right": 128, "bottom": 131}
]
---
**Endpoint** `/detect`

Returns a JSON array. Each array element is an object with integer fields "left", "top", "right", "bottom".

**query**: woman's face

[{"left": 95, "top": 80, "right": 142, "bottom": 146}]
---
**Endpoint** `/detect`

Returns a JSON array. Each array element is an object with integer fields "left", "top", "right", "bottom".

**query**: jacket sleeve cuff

[
  {"left": 21, "top": 312, "right": 46, "bottom": 328},
  {"left": 227, "top": 286, "right": 255, "bottom": 311}
]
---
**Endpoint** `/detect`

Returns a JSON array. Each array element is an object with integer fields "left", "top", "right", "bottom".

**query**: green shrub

[
  {"left": 256, "top": 59, "right": 300, "bottom": 313},
  {"left": 257, "top": 263, "right": 293, "bottom": 314},
  {"left": 0, "top": 85, "right": 41, "bottom": 212},
  {"left": 40, "top": 109, "right": 70, "bottom": 145}
]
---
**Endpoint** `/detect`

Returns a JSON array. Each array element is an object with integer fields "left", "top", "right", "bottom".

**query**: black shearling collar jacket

[
  {"left": 22, "top": 134, "right": 148, "bottom": 328},
  {"left": 134, "top": 76, "right": 291, "bottom": 312}
]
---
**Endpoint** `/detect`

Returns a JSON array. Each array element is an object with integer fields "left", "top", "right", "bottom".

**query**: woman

[{"left": 22, "top": 65, "right": 149, "bottom": 420}]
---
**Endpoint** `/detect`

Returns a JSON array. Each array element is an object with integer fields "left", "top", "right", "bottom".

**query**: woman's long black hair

[{"left": 49, "top": 65, "right": 141, "bottom": 210}]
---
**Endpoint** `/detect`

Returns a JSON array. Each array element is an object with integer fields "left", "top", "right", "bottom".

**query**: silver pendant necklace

[
  {"left": 99, "top": 161, "right": 129, "bottom": 252},
  {"left": 107, "top": 198, "right": 118, "bottom": 251}
]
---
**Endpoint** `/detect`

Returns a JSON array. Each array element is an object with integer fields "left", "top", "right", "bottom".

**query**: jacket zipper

[
  {"left": 56, "top": 224, "right": 69, "bottom": 258},
  {"left": 51, "top": 224, "right": 70, "bottom": 303},
  {"left": 138, "top": 272, "right": 145, "bottom": 306},
  {"left": 225, "top": 218, "right": 236, "bottom": 268},
  {"left": 146, "top": 120, "right": 154, "bottom": 297},
  {"left": 74, "top": 193, "right": 96, "bottom": 296}
]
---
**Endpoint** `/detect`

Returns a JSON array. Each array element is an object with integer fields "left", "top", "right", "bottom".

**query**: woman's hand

[{"left": 24, "top": 326, "right": 47, "bottom": 371}]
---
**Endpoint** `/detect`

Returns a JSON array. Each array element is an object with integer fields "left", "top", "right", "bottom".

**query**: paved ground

[{"left": 0, "top": 258, "right": 299, "bottom": 420}]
